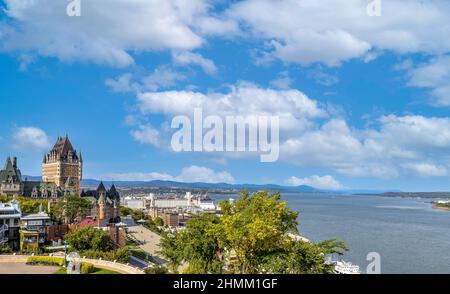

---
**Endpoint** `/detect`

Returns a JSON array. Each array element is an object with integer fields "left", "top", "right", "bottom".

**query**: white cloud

[
  {"left": 402, "top": 163, "right": 448, "bottom": 177},
  {"left": 405, "top": 55, "right": 450, "bottom": 106},
  {"left": 104, "top": 165, "right": 235, "bottom": 183},
  {"left": 131, "top": 81, "right": 450, "bottom": 179},
  {"left": 141, "top": 66, "right": 186, "bottom": 91},
  {"left": 136, "top": 82, "right": 327, "bottom": 133},
  {"left": 12, "top": 127, "right": 50, "bottom": 151},
  {"left": 285, "top": 175, "right": 344, "bottom": 190},
  {"left": 227, "top": 0, "right": 450, "bottom": 66},
  {"left": 0, "top": 0, "right": 221, "bottom": 67},
  {"left": 280, "top": 115, "right": 450, "bottom": 179},
  {"left": 131, "top": 124, "right": 161, "bottom": 147},
  {"left": 105, "top": 73, "right": 137, "bottom": 93},
  {"left": 177, "top": 165, "right": 235, "bottom": 183},
  {"left": 269, "top": 71, "right": 293, "bottom": 90},
  {"left": 172, "top": 51, "right": 217, "bottom": 75}
]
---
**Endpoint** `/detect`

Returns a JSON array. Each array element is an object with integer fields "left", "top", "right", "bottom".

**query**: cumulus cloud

[
  {"left": 404, "top": 55, "right": 450, "bottom": 106},
  {"left": 104, "top": 165, "right": 235, "bottom": 183},
  {"left": 0, "top": 0, "right": 222, "bottom": 66},
  {"left": 136, "top": 82, "right": 327, "bottom": 133},
  {"left": 269, "top": 71, "right": 293, "bottom": 90},
  {"left": 129, "top": 80, "right": 450, "bottom": 179},
  {"left": 172, "top": 51, "right": 218, "bottom": 75},
  {"left": 227, "top": 0, "right": 450, "bottom": 66},
  {"left": 130, "top": 124, "right": 161, "bottom": 147},
  {"left": 105, "top": 73, "right": 138, "bottom": 93},
  {"left": 285, "top": 175, "right": 344, "bottom": 190},
  {"left": 177, "top": 165, "right": 235, "bottom": 183},
  {"left": 12, "top": 127, "right": 50, "bottom": 151},
  {"left": 280, "top": 115, "right": 450, "bottom": 179},
  {"left": 141, "top": 66, "right": 187, "bottom": 92}
]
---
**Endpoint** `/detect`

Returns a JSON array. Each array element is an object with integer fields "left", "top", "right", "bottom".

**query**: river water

[{"left": 211, "top": 193, "right": 450, "bottom": 274}]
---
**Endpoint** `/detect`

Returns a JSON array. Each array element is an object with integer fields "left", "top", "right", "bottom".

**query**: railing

[
  {"left": 0, "top": 254, "right": 145, "bottom": 274},
  {"left": 0, "top": 225, "right": 8, "bottom": 244}
]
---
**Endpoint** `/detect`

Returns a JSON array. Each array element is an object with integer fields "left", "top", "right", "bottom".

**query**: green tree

[
  {"left": 176, "top": 214, "right": 223, "bottom": 274},
  {"left": 65, "top": 227, "right": 113, "bottom": 252},
  {"left": 154, "top": 217, "right": 164, "bottom": 227},
  {"left": 131, "top": 210, "right": 146, "bottom": 221},
  {"left": 0, "top": 195, "right": 49, "bottom": 214},
  {"left": 259, "top": 239, "right": 348, "bottom": 274},
  {"left": 158, "top": 231, "right": 183, "bottom": 273},
  {"left": 159, "top": 190, "right": 348, "bottom": 274},
  {"left": 119, "top": 206, "right": 133, "bottom": 217},
  {"left": 217, "top": 190, "right": 299, "bottom": 273},
  {"left": 53, "top": 196, "right": 92, "bottom": 223}
]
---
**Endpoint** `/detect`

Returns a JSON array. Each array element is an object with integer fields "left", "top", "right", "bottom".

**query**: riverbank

[{"left": 432, "top": 203, "right": 450, "bottom": 211}]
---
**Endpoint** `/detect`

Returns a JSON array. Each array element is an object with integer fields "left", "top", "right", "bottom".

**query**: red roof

[{"left": 76, "top": 217, "right": 97, "bottom": 227}]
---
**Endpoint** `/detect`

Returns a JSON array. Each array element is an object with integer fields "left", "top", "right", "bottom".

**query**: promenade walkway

[
  {"left": 0, "top": 255, "right": 144, "bottom": 274},
  {"left": 127, "top": 225, "right": 167, "bottom": 265}
]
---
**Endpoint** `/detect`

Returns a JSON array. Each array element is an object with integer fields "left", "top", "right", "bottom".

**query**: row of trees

[
  {"left": 64, "top": 226, "right": 130, "bottom": 263},
  {"left": 0, "top": 195, "right": 49, "bottom": 214},
  {"left": 0, "top": 195, "right": 92, "bottom": 223},
  {"left": 159, "top": 191, "right": 348, "bottom": 274}
]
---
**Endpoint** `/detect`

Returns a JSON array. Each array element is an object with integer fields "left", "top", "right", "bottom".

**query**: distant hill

[
  {"left": 24, "top": 175, "right": 317, "bottom": 192},
  {"left": 22, "top": 175, "right": 42, "bottom": 182},
  {"left": 80, "top": 178, "right": 319, "bottom": 192},
  {"left": 23, "top": 175, "right": 403, "bottom": 194}
]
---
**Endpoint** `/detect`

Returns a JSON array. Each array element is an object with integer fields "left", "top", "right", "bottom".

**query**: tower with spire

[
  {"left": 42, "top": 135, "right": 83, "bottom": 194},
  {"left": 0, "top": 156, "right": 24, "bottom": 196}
]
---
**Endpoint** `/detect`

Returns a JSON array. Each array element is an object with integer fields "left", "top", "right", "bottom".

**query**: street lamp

[{"left": 64, "top": 241, "right": 68, "bottom": 267}]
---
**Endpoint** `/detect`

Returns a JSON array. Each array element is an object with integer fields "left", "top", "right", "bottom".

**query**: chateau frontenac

[
  {"left": 42, "top": 135, "right": 83, "bottom": 195},
  {"left": 0, "top": 135, "right": 83, "bottom": 199}
]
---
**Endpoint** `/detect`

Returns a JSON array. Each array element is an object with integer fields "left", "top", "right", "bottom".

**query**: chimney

[{"left": 13, "top": 157, "right": 17, "bottom": 169}]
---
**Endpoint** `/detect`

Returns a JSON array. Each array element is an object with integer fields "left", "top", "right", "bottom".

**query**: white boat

[{"left": 333, "top": 260, "right": 361, "bottom": 274}]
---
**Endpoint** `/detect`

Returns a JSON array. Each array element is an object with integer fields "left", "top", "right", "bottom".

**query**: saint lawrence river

[{"left": 211, "top": 193, "right": 450, "bottom": 274}]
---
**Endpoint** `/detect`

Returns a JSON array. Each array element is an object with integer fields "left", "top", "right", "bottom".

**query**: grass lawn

[
  {"left": 54, "top": 267, "right": 120, "bottom": 274},
  {"left": 91, "top": 268, "right": 121, "bottom": 274}
]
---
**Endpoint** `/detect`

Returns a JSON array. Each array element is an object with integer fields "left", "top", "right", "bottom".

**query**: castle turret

[{"left": 42, "top": 135, "right": 82, "bottom": 194}]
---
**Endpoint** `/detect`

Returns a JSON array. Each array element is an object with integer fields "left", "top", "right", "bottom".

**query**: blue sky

[{"left": 1, "top": 0, "right": 450, "bottom": 191}]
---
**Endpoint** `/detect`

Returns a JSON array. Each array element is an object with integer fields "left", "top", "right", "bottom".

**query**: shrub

[
  {"left": 26, "top": 256, "right": 65, "bottom": 267},
  {"left": 145, "top": 265, "right": 168, "bottom": 274},
  {"left": 0, "top": 244, "right": 12, "bottom": 254},
  {"left": 154, "top": 217, "right": 164, "bottom": 227},
  {"left": 80, "top": 246, "right": 130, "bottom": 263},
  {"left": 80, "top": 262, "right": 95, "bottom": 274},
  {"left": 65, "top": 227, "right": 113, "bottom": 252},
  {"left": 114, "top": 246, "right": 131, "bottom": 263}
]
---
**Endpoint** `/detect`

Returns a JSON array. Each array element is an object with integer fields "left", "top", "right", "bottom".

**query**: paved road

[
  {"left": 0, "top": 263, "right": 58, "bottom": 274},
  {"left": 127, "top": 225, "right": 167, "bottom": 265}
]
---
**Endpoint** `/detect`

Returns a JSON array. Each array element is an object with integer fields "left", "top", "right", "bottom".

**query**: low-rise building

[
  {"left": 20, "top": 205, "right": 52, "bottom": 246},
  {"left": 161, "top": 211, "right": 179, "bottom": 227},
  {"left": 0, "top": 200, "right": 21, "bottom": 249}
]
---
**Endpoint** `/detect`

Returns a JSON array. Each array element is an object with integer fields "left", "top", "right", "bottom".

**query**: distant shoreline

[{"left": 432, "top": 203, "right": 450, "bottom": 212}]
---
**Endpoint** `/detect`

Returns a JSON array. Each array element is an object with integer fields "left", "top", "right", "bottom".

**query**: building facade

[
  {"left": 42, "top": 135, "right": 82, "bottom": 195},
  {"left": 0, "top": 157, "right": 24, "bottom": 196},
  {"left": 23, "top": 181, "right": 76, "bottom": 202},
  {"left": 20, "top": 205, "right": 52, "bottom": 248},
  {"left": 81, "top": 182, "right": 121, "bottom": 225},
  {"left": 0, "top": 200, "right": 21, "bottom": 249}
]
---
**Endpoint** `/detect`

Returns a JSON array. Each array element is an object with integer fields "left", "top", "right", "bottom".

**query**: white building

[
  {"left": 21, "top": 205, "right": 52, "bottom": 245},
  {"left": 148, "top": 192, "right": 217, "bottom": 211},
  {"left": 124, "top": 197, "right": 146, "bottom": 210},
  {"left": 0, "top": 199, "right": 21, "bottom": 248}
]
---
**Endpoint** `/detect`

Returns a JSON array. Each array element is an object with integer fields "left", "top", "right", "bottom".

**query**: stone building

[
  {"left": 42, "top": 135, "right": 83, "bottom": 195},
  {"left": 0, "top": 157, "right": 24, "bottom": 196},
  {"left": 23, "top": 181, "right": 76, "bottom": 202},
  {"left": 81, "top": 182, "right": 121, "bottom": 225}
]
